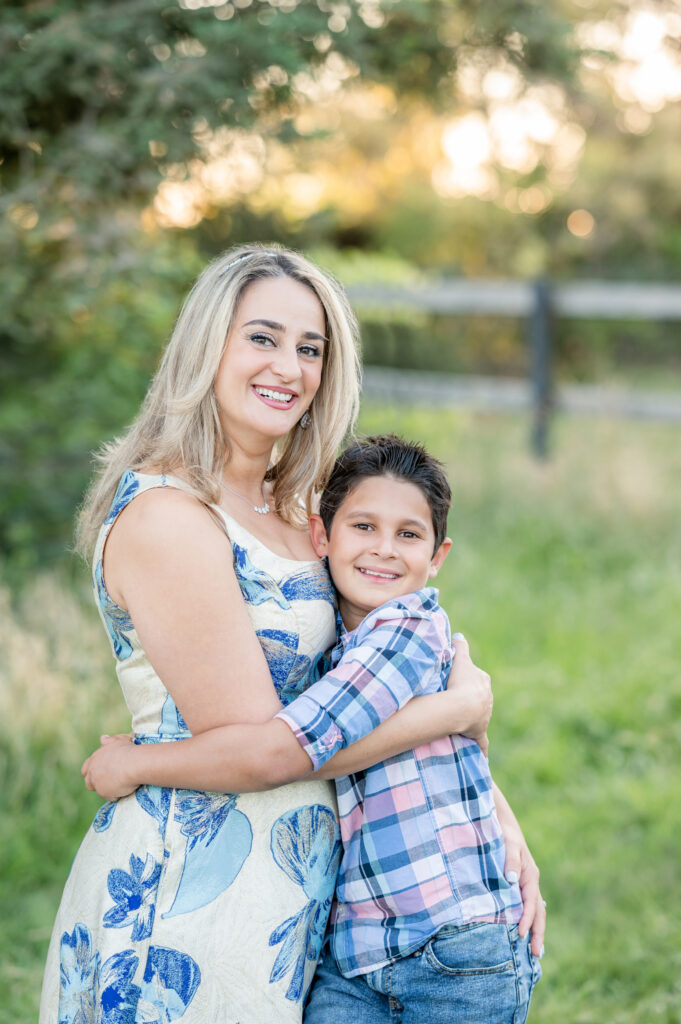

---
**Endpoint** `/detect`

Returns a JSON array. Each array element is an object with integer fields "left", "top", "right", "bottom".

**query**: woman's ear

[
  {"left": 308, "top": 514, "right": 329, "bottom": 558},
  {"left": 428, "top": 537, "right": 452, "bottom": 578}
]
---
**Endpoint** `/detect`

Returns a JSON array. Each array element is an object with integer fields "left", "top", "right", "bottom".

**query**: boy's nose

[{"left": 370, "top": 533, "right": 397, "bottom": 558}]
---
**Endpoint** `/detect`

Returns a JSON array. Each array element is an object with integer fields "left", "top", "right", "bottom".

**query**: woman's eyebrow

[{"left": 243, "top": 318, "right": 328, "bottom": 343}]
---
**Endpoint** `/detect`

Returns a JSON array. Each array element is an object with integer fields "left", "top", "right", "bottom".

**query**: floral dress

[{"left": 40, "top": 472, "right": 341, "bottom": 1024}]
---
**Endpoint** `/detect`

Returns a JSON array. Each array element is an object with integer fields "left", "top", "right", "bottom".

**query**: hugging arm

[{"left": 83, "top": 617, "right": 492, "bottom": 799}]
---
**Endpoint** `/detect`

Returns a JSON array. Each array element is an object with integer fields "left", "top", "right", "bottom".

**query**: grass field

[{"left": 2, "top": 405, "right": 680, "bottom": 1023}]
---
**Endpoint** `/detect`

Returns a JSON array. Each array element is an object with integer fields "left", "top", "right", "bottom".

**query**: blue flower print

[
  {"left": 280, "top": 562, "right": 335, "bottom": 606},
  {"left": 104, "top": 471, "right": 140, "bottom": 526},
  {"left": 94, "top": 560, "right": 134, "bottom": 661},
  {"left": 136, "top": 785, "right": 172, "bottom": 835},
  {"left": 232, "top": 544, "right": 290, "bottom": 608},
  {"left": 98, "top": 950, "right": 140, "bottom": 1024},
  {"left": 256, "top": 629, "right": 299, "bottom": 692},
  {"left": 256, "top": 629, "right": 320, "bottom": 705},
  {"left": 268, "top": 805, "right": 341, "bottom": 1002},
  {"left": 59, "top": 923, "right": 100, "bottom": 1023},
  {"left": 138, "top": 946, "right": 201, "bottom": 1023},
  {"left": 159, "top": 694, "right": 190, "bottom": 739},
  {"left": 58, "top": 923, "right": 141, "bottom": 1024},
  {"left": 163, "top": 792, "right": 252, "bottom": 918},
  {"left": 103, "top": 853, "right": 162, "bottom": 941},
  {"left": 93, "top": 802, "right": 117, "bottom": 833}
]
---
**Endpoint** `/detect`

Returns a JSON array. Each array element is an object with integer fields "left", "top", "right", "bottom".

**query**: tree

[{"left": 0, "top": 0, "right": 579, "bottom": 565}]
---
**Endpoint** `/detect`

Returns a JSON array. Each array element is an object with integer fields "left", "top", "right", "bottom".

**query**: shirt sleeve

[{"left": 275, "top": 604, "right": 447, "bottom": 770}]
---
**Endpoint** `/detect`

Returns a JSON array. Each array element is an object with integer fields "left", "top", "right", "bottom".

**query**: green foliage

[
  {"left": 0, "top": 0, "right": 581, "bottom": 568},
  {"left": 0, "top": 0, "right": 471, "bottom": 223},
  {"left": 1, "top": 409, "right": 680, "bottom": 1021},
  {"left": 0, "top": 230, "right": 203, "bottom": 567}
]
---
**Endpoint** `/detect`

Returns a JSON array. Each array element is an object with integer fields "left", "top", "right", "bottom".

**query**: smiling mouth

[
  {"left": 253, "top": 385, "right": 296, "bottom": 404},
  {"left": 356, "top": 567, "right": 401, "bottom": 581}
]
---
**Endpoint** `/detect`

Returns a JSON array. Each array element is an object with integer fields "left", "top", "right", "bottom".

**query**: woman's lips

[{"left": 251, "top": 384, "right": 298, "bottom": 409}]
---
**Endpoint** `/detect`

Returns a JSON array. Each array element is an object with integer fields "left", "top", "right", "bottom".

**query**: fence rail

[
  {"left": 347, "top": 278, "right": 681, "bottom": 456},
  {"left": 348, "top": 280, "right": 681, "bottom": 320},
  {"left": 361, "top": 366, "right": 681, "bottom": 422}
]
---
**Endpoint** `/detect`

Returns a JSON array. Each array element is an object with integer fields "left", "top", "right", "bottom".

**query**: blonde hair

[{"left": 76, "top": 244, "right": 361, "bottom": 559}]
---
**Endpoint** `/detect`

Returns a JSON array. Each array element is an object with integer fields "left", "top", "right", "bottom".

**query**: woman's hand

[
  {"left": 493, "top": 782, "right": 545, "bottom": 957},
  {"left": 446, "top": 634, "right": 493, "bottom": 755},
  {"left": 82, "top": 734, "right": 140, "bottom": 802}
]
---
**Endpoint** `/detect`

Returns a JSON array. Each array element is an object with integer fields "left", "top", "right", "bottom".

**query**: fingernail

[
  {"left": 540, "top": 945, "right": 545, "bottom": 959},
  {"left": 452, "top": 632, "right": 465, "bottom": 640},
  {"left": 506, "top": 871, "right": 519, "bottom": 884}
]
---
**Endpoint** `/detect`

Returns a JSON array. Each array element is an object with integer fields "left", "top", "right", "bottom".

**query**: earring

[{"left": 300, "top": 411, "right": 311, "bottom": 430}]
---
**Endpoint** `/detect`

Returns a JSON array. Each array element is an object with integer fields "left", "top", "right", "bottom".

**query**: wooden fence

[{"left": 347, "top": 279, "right": 681, "bottom": 456}]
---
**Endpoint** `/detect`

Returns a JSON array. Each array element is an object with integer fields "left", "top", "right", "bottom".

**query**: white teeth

[
  {"left": 358, "top": 568, "right": 398, "bottom": 579},
  {"left": 255, "top": 386, "right": 294, "bottom": 403}
]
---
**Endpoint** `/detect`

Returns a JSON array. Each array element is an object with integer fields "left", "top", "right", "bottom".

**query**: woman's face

[{"left": 214, "top": 275, "right": 327, "bottom": 447}]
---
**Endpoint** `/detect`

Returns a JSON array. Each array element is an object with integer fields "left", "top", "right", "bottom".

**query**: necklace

[{"left": 221, "top": 478, "right": 270, "bottom": 515}]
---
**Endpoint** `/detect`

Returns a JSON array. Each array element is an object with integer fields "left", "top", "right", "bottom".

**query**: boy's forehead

[{"left": 337, "top": 475, "right": 433, "bottom": 521}]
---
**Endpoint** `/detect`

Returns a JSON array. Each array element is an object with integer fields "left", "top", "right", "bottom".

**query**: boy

[{"left": 84, "top": 435, "right": 541, "bottom": 1022}]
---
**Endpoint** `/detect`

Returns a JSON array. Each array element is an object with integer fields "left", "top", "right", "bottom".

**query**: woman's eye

[
  {"left": 250, "top": 333, "right": 275, "bottom": 346},
  {"left": 298, "top": 343, "right": 321, "bottom": 358}
]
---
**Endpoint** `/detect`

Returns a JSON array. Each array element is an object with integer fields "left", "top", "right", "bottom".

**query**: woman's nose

[{"left": 271, "top": 340, "right": 302, "bottom": 382}]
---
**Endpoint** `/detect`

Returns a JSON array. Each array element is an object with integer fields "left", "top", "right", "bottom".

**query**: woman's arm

[
  {"left": 82, "top": 633, "right": 493, "bottom": 798},
  {"left": 493, "top": 781, "right": 545, "bottom": 957}
]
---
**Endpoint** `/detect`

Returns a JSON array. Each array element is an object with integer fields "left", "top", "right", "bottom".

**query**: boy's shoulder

[{"left": 356, "top": 587, "right": 451, "bottom": 648}]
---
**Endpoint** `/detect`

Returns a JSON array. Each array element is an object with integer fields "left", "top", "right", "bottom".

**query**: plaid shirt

[{"left": 276, "top": 588, "right": 522, "bottom": 978}]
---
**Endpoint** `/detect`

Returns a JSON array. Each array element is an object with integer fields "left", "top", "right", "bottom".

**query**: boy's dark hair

[{"left": 319, "top": 435, "right": 451, "bottom": 552}]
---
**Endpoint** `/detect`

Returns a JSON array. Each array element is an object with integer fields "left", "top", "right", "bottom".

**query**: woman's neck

[{"left": 220, "top": 439, "right": 273, "bottom": 505}]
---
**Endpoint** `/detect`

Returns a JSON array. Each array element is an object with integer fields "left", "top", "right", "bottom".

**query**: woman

[{"left": 41, "top": 245, "right": 541, "bottom": 1023}]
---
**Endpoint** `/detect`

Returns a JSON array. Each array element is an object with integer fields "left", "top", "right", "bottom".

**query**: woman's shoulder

[{"left": 102, "top": 471, "right": 226, "bottom": 564}]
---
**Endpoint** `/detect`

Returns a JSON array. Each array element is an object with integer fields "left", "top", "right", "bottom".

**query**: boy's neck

[{"left": 337, "top": 598, "right": 364, "bottom": 635}]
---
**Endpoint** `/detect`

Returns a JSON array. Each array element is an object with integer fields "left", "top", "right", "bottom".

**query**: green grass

[{"left": 2, "top": 407, "right": 680, "bottom": 1022}]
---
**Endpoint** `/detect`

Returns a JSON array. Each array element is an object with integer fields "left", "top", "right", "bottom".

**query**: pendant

[{"left": 254, "top": 502, "right": 270, "bottom": 515}]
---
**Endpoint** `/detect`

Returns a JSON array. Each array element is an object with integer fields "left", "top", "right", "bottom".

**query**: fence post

[{"left": 529, "top": 277, "right": 554, "bottom": 458}]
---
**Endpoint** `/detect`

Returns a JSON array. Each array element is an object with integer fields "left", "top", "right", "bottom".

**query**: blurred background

[{"left": 1, "top": 1, "right": 680, "bottom": 1020}]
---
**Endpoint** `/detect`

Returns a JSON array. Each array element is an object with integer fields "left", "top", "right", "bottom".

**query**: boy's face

[{"left": 309, "top": 475, "right": 451, "bottom": 632}]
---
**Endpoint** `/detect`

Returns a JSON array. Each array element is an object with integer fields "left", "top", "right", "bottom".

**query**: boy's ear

[
  {"left": 428, "top": 537, "right": 452, "bottom": 578},
  {"left": 308, "top": 514, "right": 329, "bottom": 558}
]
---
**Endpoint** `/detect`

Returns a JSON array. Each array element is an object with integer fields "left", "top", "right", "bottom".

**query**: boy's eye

[
  {"left": 399, "top": 530, "right": 419, "bottom": 539},
  {"left": 352, "top": 522, "right": 373, "bottom": 531}
]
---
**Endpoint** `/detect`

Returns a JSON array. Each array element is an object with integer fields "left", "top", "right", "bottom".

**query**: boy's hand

[
  {"left": 503, "top": 826, "right": 546, "bottom": 957},
  {"left": 446, "top": 634, "right": 493, "bottom": 746},
  {"left": 81, "top": 733, "right": 140, "bottom": 802}
]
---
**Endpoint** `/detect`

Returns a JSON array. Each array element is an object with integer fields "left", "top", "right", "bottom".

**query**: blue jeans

[{"left": 305, "top": 922, "right": 542, "bottom": 1024}]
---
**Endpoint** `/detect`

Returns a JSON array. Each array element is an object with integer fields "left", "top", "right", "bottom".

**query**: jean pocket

[{"left": 424, "top": 923, "right": 515, "bottom": 977}]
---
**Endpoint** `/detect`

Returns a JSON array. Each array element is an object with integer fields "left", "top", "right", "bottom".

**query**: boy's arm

[
  {"left": 493, "top": 781, "right": 545, "bottom": 957},
  {"left": 316, "top": 635, "right": 491, "bottom": 777},
  {"left": 275, "top": 608, "right": 444, "bottom": 771}
]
